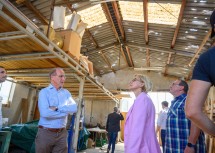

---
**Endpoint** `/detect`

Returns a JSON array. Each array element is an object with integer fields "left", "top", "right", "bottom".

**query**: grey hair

[
  {"left": 49, "top": 67, "right": 63, "bottom": 78},
  {"left": 135, "top": 74, "right": 152, "bottom": 92}
]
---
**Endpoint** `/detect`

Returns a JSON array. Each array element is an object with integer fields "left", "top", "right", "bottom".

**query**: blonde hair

[{"left": 135, "top": 74, "right": 152, "bottom": 92}]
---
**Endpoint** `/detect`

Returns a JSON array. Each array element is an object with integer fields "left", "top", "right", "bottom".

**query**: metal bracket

[{"left": 26, "top": 25, "right": 34, "bottom": 34}]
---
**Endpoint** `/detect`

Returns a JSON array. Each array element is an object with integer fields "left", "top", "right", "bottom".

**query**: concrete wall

[
  {"left": 97, "top": 69, "right": 179, "bottom": 91},
  {"left": 2, "top": 83, "right": 37, "bottom": 125},
  {"left": 84, "top": 99, "right": 117, "bottom": 127}
]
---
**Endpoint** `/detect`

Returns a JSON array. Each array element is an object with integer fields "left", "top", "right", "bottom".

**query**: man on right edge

[
  {"left": 185, "top": 9, "right": 215, "bottom": 151},
  {"left": 165, "top": 79, "right": 206, "bottom": 153}
]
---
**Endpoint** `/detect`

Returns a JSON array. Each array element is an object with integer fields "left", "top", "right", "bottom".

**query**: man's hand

[
  {"left": 184, "top": 146, "right": 195, "bottom": 153},
  {"left": 49, "top": 106, "right": 58, "bottom": 111}
]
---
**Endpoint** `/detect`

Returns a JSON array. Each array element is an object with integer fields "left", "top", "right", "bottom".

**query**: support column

[{"left": 72, "top": 76, "right": 85, "bottom": 153}]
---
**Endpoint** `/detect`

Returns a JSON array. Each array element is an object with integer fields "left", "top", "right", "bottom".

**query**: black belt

[{"left": 38, "top": 125, "right": 65, "bottom": 133}]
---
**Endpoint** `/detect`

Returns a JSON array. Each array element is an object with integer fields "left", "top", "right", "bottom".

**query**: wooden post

[
  {"left": 207, "top": 87, "right": 215, "bottom": 153},
  {"left": 72, "top": 76, "right": 85, "bottom": 152},
  {"left": 21, "top": 98, "right": 28, "bottom": 123}
]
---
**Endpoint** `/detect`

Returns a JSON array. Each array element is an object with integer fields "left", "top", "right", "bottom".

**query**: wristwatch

[{"left": 187, "top": 142, "right": 195, "bottom": 148}]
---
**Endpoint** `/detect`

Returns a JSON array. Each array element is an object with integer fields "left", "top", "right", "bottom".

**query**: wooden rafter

[
  {"left": 120, "top": 46, "right": 129, "bottom": 67},
  {"left": 143, "top": 0, "right": 148, "bottom": 44},
  {"left": 102, "top": 2, "right": 132, "bottom": 67},
  {"left": 171, "top": 0, "right": 186, "bottom": 48},
  {"left": 125, "top": 46, "right": 134, "bottom": 67},
  {"left": 86, "top": 43, "right": 119, "bottom": 54},
  {"left": 112, "top": 1, "right": 125, "bottom": 40},
  {"left": 186, "top": 70, "right": 193, "bottom": 81},
  {"left": 21, "top": 0, "right": 48, "bottom": 25},
  {"left": 85, "top": 29, "right": 99, "bottom": 48},
  {"left": 92, "top": 66, "right": 102, "bottom": 77},
  {"left": 101, "top": 3, "right": 120, "bottom": 42},
  {"left": 54, "top": 0, "right": 80, "bottom": 6},
  {"left": 163, "top": 53, "right": 172, "bottom": 76},
  {"left": 62, "top": 0, "right": 76, "bottom": 12},
  {"left": 143, "top": 0, "right": 149, "bottom": 44},
  {"left": 188, "top": 29, "right": 211, "bottom": 67},
  {"left": 146, "top": 49, "right": 150, "bottom": 67},
  {"left": 100, "top": 52, "right": 116, "bottom": 73}
]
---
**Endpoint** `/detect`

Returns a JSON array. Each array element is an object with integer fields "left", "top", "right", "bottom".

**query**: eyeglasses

[
  {"left": 55, "top": 75, "right": 66, "bottom": 79},
  {"left": 131, "top": 78, "right": 142, "bottom": 83},
  {"left": 171, "top": 82, "right": 180, "bottom": 86},
  {"left": 0, "top": 71, "right": 6, "bottom": 74}
]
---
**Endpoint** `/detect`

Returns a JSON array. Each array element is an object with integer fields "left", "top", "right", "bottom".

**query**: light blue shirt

[
  {"left": 157, "top": 107, "right": 168, "bottom": 130},
  {"left": 38, "top": 84, "right": 77, "bottom": 128}
]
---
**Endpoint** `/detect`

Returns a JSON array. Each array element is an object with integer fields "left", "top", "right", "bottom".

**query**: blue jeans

[
  {"left": 161, "top": 129, "right": 166, "bottom": 152},
  {"left": 107, "top": 132, "right": 118, "bottom": 153}
]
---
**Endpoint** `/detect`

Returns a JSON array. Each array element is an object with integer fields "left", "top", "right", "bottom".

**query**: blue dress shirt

[{"left": 38, "top": 84, "right": 77, "bottom": 128}]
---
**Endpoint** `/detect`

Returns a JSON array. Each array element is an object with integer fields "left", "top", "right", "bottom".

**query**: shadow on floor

[{"left": 78, "top": 142, "right": 124, "bottom": 153}]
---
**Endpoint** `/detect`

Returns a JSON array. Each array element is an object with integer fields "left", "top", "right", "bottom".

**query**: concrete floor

[
  {"left": 78, "top": 142, "right": 124, "bottom": 153},
  {"left": 78, "top": 142, "right": 163, "bottom": 153}
]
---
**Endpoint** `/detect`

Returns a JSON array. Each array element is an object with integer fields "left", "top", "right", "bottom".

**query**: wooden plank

[{"left": 21, "top": 98, "right": 28, "bottom": 123}]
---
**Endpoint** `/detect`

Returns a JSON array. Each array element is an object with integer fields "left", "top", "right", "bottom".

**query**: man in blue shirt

[
  {"left": 156, "top": 101, "right": 169, "bottom": 152},
  {"left": 35, "top": 67, "right": 77, "bottom": 153},
  {"left": 165, "top": 79, "right": 206, "bottom": 153}
]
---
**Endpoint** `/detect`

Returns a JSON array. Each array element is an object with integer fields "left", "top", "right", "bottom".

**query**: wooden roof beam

[
  {"left": 110, "top": 2, "right": 133, "bottom": 67},
  {"left": 163, "top": 53, "right": 172, "bottom": 76},
  {"left": 100, "top": 52, "right": 116, "bottom": 73},
  {"left": 85, "top": 29, "right": 99, "bottom": 48},
  {"left": 102, "top": 3, "right": 133, "bottom": 67},
  {"left": 54, "top": 0, "right": 81, "bottom": 6},
  {"left": 125, "top": 45, "right": 134, "bottom": 67},
  {"left": 143, "top": 0, "right": 148, "bottom": 44},
  {"left": 146, "top": 49, "right": 150, "bottom": 72},
  {"left": 171, "top": 0, "right": 186, "bottom": 48},
  {"left": 188, "top": 29, "right": 211, "bottom": 67},
  {"left": 112, "top": 1, "right": 125, "bottom": 40},
  {"left": 102, "top": 3, "right": 120, "bottom": 42},
  {"left": 127, "top": 42, "right": 198, "bottom": 58},
  {"left": 62, "top": 0, "right": 76, "bottom": 12},
  {"left": 20, "top": 0, "right": 48, "bottom": 25},
  {"left": 146, "top": 49, "right": 150, "bottom": 67},
  {"left": 186, "top": 70, "right": 193, "bottom": 81},
  {"left": 120, "top": 46, "right": 129, "bottom": 67}
]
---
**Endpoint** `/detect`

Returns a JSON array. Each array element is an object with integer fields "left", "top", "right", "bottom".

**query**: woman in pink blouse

[{"left": 124, "top": 74, "right": 161, "bottom": 153}]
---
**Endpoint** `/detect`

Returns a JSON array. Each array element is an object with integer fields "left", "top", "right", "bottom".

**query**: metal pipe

[
  {"left": 0, "top": 56, "right": 56, "bottom": 61},
  {"left": 0, "top": 31, "right": 24, "bottom": 36},
  {"left": 0, "top": 35, "right": 28, "bottom": 40}
]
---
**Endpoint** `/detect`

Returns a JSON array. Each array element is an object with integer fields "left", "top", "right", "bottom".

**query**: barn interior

[{"left": 0, "top": 0, "right": 215, "bottom": 152}]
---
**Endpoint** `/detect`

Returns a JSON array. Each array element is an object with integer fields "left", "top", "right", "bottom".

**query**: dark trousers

[
  {"left": 161, "top": 129, "right": 166, "bottom": 152},
  {"left": 107, "top": 132, "right": 118, "bottom": 153},
  {"left": 35, "top": 128, "right": 68, "bottom": 153}
]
